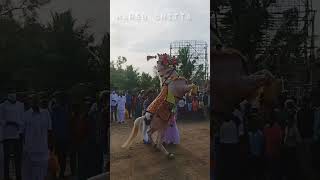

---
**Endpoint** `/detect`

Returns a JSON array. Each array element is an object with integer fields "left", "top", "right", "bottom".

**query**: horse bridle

[
  {"left": 158, "top": 62, "right": 193, "bottom": 101},
  {"left": 161, "top": 68, "right": 175, "bottom": 87}
]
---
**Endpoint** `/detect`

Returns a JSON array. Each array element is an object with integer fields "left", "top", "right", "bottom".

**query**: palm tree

[{"left": 45, "top": 10, "right": 95, "bottom": 87}]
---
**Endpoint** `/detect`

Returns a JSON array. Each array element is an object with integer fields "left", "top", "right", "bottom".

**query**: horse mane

[{"left": 212, "top": 48, "right": 249, "bottom": 75}]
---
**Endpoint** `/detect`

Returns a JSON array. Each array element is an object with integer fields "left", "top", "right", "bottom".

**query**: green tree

[
  {"left": 139, "top": 72, "right": 153, "bottom": 90},
  {"left": 151, "top": 75, "right": 161, "bottom": 91},
  {"left": 177, "top": 47, "right": 196, "bottom": 79},
  {"left": 45, "top": 10, "right": 95, "bottom": 88},
  {"left": 124, "top": 65, "right": 139, "bottom": 90},
  {"left": 110, "top": 60, "right": 125, "bottom": 90},
  {"left": 213, "top": 0, "right": 275, "bottom": 70},
  {"left": 0, "top": 0, "right": 51, "bottom": 17},
  {"left": 0, "top": 8, "right": 97, "bottom": 91},
  {"left": 192, "top": 64, "right": 206, "bottom": 86}
]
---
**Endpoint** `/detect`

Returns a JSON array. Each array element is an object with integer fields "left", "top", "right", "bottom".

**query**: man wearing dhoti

[
  {"left": 110, "top": 91, "right": 118, "bottom": 122},
  {"left": 117, "top": 92, "right": 126, "bottom": 124},
  {"left": 21, "top": 95, "right": 52, "bottom": 180}
]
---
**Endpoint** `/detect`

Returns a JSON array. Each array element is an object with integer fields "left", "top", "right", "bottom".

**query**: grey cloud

[{"left": 111, "top": 0, "right": 210, "bottom": 74}]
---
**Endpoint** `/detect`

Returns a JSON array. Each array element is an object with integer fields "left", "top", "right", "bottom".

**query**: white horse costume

[{"left": 122, "top": 53, "right": 197, "bottom": 159}]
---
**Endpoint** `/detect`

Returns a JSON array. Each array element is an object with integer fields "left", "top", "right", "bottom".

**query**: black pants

[
  {"left": 69, "top": 145, "right": 78, "bottom": 176},
  {"left": 178, "top": 107, "right": 185, "bottom": 120},
  {"left": 56, "top": 141, "right": 78, "bottom": 177},
  {"left": 55, "top": 141, "right": 68, "bottom": 177},
  {"left": 111, "top": 106, "right": 117, "bottom": 122},
  {"left": 3, "top": 139, "right": 22, "bottom": 180}
]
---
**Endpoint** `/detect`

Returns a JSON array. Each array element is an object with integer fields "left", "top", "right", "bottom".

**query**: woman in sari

[{"left": 163, "top": 112, "right": 180, "bottom": 145}]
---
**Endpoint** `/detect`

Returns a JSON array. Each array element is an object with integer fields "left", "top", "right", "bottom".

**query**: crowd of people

[
  {"left": 0, "top": 89, "right": 109, "bottom": 180},
  {"left": 213, "top": 92, "right": 320, "bottom": 180},
  {"left": 110, "top": 89, "right": 210, "bottom": 123},
  {"left": 109, "top": 89, "right": 210, "bottom": 145},
  {"left": 176, "top": 92, "right": 210, "bottom": 120}
]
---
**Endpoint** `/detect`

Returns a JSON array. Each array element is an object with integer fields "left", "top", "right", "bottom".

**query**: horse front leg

[
  {"left": 156, "top": 131, "right": 162, "bottom": 149},
  {"left": 156, "top": 130, "right": 175, "bottom": 159},
  {"left": 147, "top": 128, "right": 156, "bottom": 148},
  {"left": 142, "top": 120, "right": 151, "bottom": 144}
]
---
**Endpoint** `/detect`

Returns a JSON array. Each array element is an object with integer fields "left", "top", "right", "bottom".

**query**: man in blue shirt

[{"left": 126, "top": 91, "right": 132, "bottom": 119}]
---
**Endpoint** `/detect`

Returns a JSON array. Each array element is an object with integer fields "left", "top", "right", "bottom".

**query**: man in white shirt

[
  {"left": 178, "top": 99, "right": 185, "bottom": 120},
  {"left": 232, "top": 107, "right": 244, "bottom": 136},
  {"left": 117, "top": 92, "right": 126, "bottom": 124},
  {"left": 219, "top": 115, "right": 239, "bottom": 144},
  {"left": 178, "top": 99, "right": 185, "bottom": 109},
  {"left": 0, "top": 92, "right": 24, "bottom": 180},
  {"left": 21, "top": 95, "right": 52, "bottom": 180},
  {"left": 110, "top": 91, "right": 118, "bottom": 122}
]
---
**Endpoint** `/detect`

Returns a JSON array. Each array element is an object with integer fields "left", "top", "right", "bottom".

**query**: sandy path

[{"left": 110, "top": 119, "right": 210, "bottom": 180}]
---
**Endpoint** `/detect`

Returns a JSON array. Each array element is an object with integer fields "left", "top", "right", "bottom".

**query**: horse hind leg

[{"left": 147, "top": 128, "right": 156, "bottom": 147}]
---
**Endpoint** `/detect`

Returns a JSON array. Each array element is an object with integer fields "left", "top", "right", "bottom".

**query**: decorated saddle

[{"left": 146, "top": 76, "right": 185, "bottom": 122}]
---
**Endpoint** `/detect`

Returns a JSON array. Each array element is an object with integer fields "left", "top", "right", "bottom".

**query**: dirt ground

[{"left": 110, "top": 119, "right": 210, "bottom": 180}]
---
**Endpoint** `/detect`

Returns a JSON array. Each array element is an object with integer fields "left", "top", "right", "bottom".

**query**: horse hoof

[{"left": 167, "top": 153, "right": 175, "bottom": 160}]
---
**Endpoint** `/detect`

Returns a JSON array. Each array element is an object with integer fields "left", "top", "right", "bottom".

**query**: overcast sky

[
  {"left": 34, "top": 0, "right": 319, "bottom": 74},
  {"left": 110, "top": 0, "right": 210, "bottom": 76}
]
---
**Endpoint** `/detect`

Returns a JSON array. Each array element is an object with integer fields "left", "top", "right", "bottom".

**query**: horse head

[
  {"left": 148, "top": 53, "right": 197, "bottom": 100},
  {"left": 212, "top": 48, "right": 281, "bottom": 114},
  {"left": 245, "top": 69, "right": 282, "bottom": 111},
  {"left": 155, "top": 53, "right": 179, "bottom": 80},
  {"left": 166, "top": 78, "right": 198, "bottom": 102}
]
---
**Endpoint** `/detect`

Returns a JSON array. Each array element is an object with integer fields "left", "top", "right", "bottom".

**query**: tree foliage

[
  {"left": 0, "top": 2, "right": 108, "bottom": 92},
  {"left": 110, "top": 59, "right": 160, "bottom": 92},
  {"left": 212, "top": 0, "right": 311, "bottom": 76},
  {"left": 177, "top": 46, "right": 207, "bottom": 86},
  {"left": 177, "top": 47, "right": 196, "bottom": 79}
]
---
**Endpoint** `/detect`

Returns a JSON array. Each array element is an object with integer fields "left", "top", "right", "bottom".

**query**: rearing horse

[
  {"left": 121, "top": 53, "right": 197, "bottom": 159},
  {"left": 212, "top": 48, "right": 282, "bottom": 128}
]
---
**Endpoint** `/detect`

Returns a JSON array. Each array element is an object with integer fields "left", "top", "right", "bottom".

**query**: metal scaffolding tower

[{"left": 169, "top": 40, "right": 209, "bottom": 81}]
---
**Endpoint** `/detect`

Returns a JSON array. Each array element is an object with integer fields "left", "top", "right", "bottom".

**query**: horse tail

[{"left": 121, "top": 116, "right": 143, "bottom": 148}]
